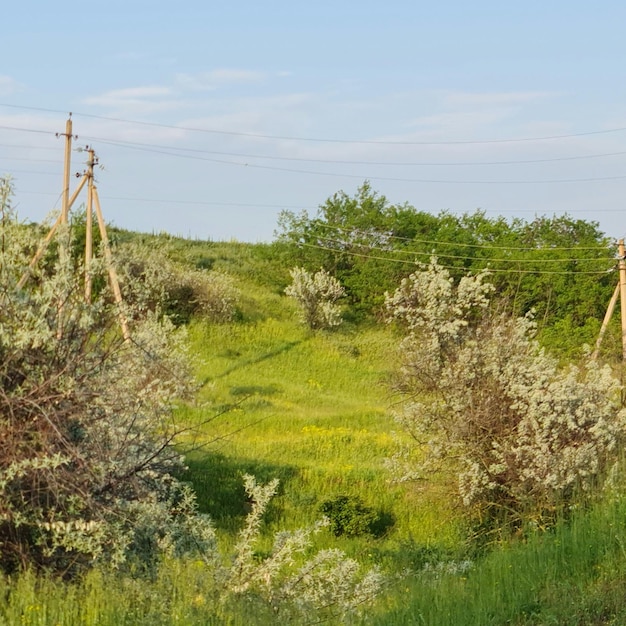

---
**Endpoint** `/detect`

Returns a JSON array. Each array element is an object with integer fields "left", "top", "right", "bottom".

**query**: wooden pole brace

[
  {"left": 93, "top": 187, "right": 130, "bottom": 341},
  {"left": 84, "top": 149, "right": 95, "bottom": 302},
  {"left": 619, "top": 239, "right": 626, "bottom": 362},
  {"left": 592, "top": 282, "right": 620, "bottom": 360},
  {"left": 17, "top": 174, "right": 88, "bottom": 290}
]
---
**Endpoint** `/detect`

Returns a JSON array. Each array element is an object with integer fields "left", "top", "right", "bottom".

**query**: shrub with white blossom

[
  {"left": 285, "top": 266, "right": 345, "bottom": 330},
  {"left": 217, "top": 475, "right": 383, "bottom": 623},
  {"left": 0, "top": 177, "right": 206, "bottom": 572},
  {"left": 0, "top": 178, "right": 381, "bottom": 622},
  {"left": 385, "top": 257, "right": 626, "bottom": 526},
  {"left": 115, "top": 242, "right": 239, "bottom": 324}
]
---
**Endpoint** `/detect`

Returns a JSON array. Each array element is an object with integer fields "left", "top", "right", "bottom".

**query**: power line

[
  {"left": 0, "top": 156, "right": 60, "bottom": 164},
  {"left": 2, "top": 102, "right": 626, "bottom": 145},
  {"left": 297, "top": 242, "right": 616, "bottom": 275},
  {"left": 311, "top": 234, "right": 614, "bottom": 265},
  {"left": 4, "top": 121, "right": 626, "bottom": 169},
  {"left": 62, "top": 139, "right": 626, "bottom": 185},
  {"left": 313, "top": 223, "right": 614, "bottom": 251},
  {"left": 84, "top": 135, "right": 626, "bottom": 168},
  {"left": 0, "top": 142, "right": 60, "bottom": 151},
  {"left": 1, "top": 123, "right": 626, "bottom": 183},
  {"left": 15, "top": 189, "right": 314, "bottom": 210},
  {"left": 2, "top": 169, "right": 58, "bottom": 176},
  {"left": 0, "top": 125, "right": 55, "bottom": 136},
  {"left": 2, "top": 132, "right": 623, "bottom": 185},
  {"left": 12, "top": 188, "right": 626, "bottom": 220}
]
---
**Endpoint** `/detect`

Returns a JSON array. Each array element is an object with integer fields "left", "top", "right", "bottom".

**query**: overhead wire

[
  {"left": 11, "top": 187, "right": 625, "bottom": 220},
  {"left": 0, "top": 156, "right": 61, "bottom": 164},
  {"left": 1, "top": 123, "right": 626, "bottom": 183},
  {"left": 15, "top": 189, "right": 315, "bottom": 211},
  {"left": 2, "top": 169, "right": 58, "bottom": 176},
  {"left": 62, "top": 139, "right": 626, "bottom": 185},
  {"left": 3, "top": 122, "right": 626, "bottom": 168},
  {"left": 313, "top": 223, "right": 614, "bottom": 251},
  {"left": 2, "top": 101, "right": 626, "bottom": 145},
  {"left": 0, "top": 125, "right": 55, "bottom": 136},
  {"left": 0, "top": 142, "right": 60, "bottom": 151},
  {"left": 1, "top": 110, "right": 625, "bottom": 240},
  {"left": 310, "top": 235, "right": 614, "bottom": 265},
  {"left": 83, "top": 135, "right": 626, "bottom": 168},
  {"left": 310, "top": 235, "right": 615, "bottom": 265},
  {"left": 296, "top": 241, "right": 616, "bottom": 275}
]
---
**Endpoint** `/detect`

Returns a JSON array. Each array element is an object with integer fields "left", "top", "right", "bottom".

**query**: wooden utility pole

[
  {"left": 20, "top": 122, "right": 130, "bottom": 342},
  {"left": 17, "top": 175, "right": 87, "bottom": 289},
  {"left": 84, "top": 148, "right": 95, "bottom": 302},
  {"left": 619, "top": 239, "right": 626, "bottom": 361},
  {"left": 93, "top": 187, "right": 130, "bottom": 341},
  {"left": 59, "top": 116, "right": 74, "bottom": 225},
  {"left": 592, "top": 283, "right": 620, "bottom": 360}
]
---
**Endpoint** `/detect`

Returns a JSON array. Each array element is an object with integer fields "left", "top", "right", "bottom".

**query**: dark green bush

[{"left": 320, "top": 495, "right": 394, "bottom": 538}]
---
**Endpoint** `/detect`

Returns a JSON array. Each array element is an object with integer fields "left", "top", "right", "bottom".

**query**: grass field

[
  {"left": 179, "top": 309, "right": 463, "bottom": 559},
  {"left": 3, "top": 234, "right": 626, "bottom": 624}
]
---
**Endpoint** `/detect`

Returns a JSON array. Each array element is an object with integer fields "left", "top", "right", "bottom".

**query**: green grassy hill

[
  {"left": 4, "top": 231, "right": 626, "bottom": 625},
  {"left": 170, "top": 236, "right": 464, "bottom": 559},
  {"left": 145, "top": 234, "right": 626, "bottom": 624}
]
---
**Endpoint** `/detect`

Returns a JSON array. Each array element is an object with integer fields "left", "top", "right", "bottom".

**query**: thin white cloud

[
  {"left": 177, "top": 92, "right": 317, "bottom": 139},
  {"left": 80, "top": 85, "right": 183, "bottom": 116},
  {"left": 442, "top": 90, "right": 556, "bottom": 109},
  {"left": 175, "top": 69, "right": 267, "bottom": 91},
  {"left": 0, "top": 75, "right": 24, "bottom": 97},
  {"left": 105, "top": 86, "right": 172, "bottom": 99},
  {"left": 408, "top": 109, "right": 514, "bottom": 130},
  {"left": 83, "top": 85, "right": 173, "bottom": 107},
  {"left": 395, "top": 90, "right": 560, "bottom": 142}
]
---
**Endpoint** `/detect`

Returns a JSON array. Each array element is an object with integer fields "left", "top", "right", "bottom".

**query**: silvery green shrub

[
  {"left": 114, "top": 242, "right": 238, "bottom": 324},
  {"left": 285, "top": 267, "right": 344, "bottom": 330},
  {"left": 385, "top": 257, "right": 626, "bottom": 526},
  {"left": 216, "top": 475, "right": 383, "bottom": 623},
  {"left": 0, "top": 177, "right": 207, "bottom": 572},
  {"left": 0, "top": 178, "right": 381, "bottom": 621}
]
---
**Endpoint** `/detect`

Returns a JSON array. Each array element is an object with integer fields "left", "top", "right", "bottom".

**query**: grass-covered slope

[
  {"left": 170, "top": 236, "right": 626, "bottom": 625},
  {"left": 179, "top": 283, "right": 462, "bottom": 558},
  {"left": 5, "top": 231, "right": 626, "bottom": 625}
]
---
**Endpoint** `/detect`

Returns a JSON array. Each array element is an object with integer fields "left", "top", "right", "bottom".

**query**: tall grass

[
  {"left": 370, "top": 494, "right": 626, "bottom": 625},
  {"left": 3, "top": 496, "right": 626, "bottom": 625},
  {"left": 179, "top": 310, "right": 463, "bottom": 557},
  {"left": 3, "top": 234, "right": 625, "bottom": 624}
]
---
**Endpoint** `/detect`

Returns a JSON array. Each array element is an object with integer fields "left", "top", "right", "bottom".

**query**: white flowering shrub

[
  {"left": 0, "top": 178, "right": 208, "bottom": 572},
  {"left": 285, "top": 267, "right": 345, "bottom": 330},
  {"left": 190, "top": 269, "right": 239, "bottom": 323},
  {"left": 216, "top": 475, "right": 383, "bottom": 623},
  {"left": 114, "top": 243, "right": 238, "bottom": 324},
  {"left": 0, "top": 179, "right": 381, "bottom": 623},
  {"left": 385, "top": 258, "right": 626, "bottom": 527}
]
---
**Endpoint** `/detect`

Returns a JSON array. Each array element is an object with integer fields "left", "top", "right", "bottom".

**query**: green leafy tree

[{"left": 277, "top": 184, "right": 616, "bottom": 354}]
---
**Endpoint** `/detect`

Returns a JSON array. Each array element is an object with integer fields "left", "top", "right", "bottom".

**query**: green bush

[
  {"left": 320, "top": 495, "right": 394, "bottom": 538},
  {"left": 114, "top": 242, "right": 239, "bottom": 325}
]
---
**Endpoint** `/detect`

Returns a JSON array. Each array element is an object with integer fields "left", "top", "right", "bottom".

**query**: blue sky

[{"left": 2, "top": 1, "right": 626, "bottom": 241}]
